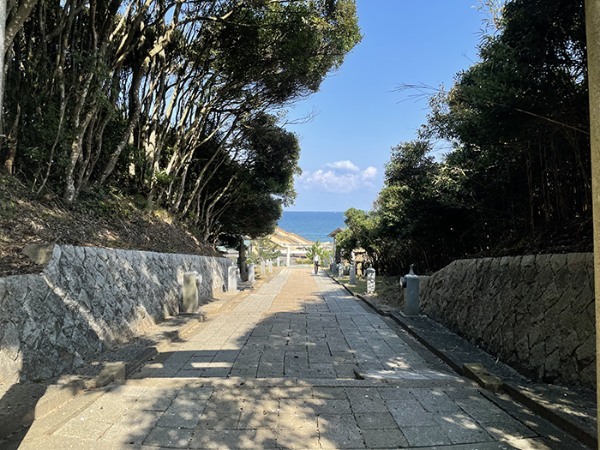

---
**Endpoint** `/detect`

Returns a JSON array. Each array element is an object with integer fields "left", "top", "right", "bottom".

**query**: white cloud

[
  {"left": 361, "top": 166, "right": 377, "bottom": 180},
  {"left": 326, "top": 160, "right": 359, "bottom": 172},
  {"left": 297, "top": 162, "right": 378, "bottom": 194}
]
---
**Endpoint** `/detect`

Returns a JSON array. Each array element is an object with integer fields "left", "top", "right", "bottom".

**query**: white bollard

[
  {"left": 349, "top": 264, "right": 356, "bottom": 284},
  {"left": 227, "top": 265, "right": 238, "bottom": 292}
]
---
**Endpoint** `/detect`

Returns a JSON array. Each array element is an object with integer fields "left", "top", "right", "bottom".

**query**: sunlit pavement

[{"left": 18, "top": 268, "right": 587, "bottom": 449}]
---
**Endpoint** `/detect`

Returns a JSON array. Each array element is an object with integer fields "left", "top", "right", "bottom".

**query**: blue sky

[{"left": 284, "top": 0, "right": 486, "bottom": 212}]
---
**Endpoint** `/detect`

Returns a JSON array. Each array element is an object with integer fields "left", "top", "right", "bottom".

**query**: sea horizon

[{"left": 277, "top": 211, "right": 346, "bottom": 243}]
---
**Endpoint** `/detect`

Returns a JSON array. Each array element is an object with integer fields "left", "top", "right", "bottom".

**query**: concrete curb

[{"left": 326, "top": 271, "right": 596, "bottom": 450}]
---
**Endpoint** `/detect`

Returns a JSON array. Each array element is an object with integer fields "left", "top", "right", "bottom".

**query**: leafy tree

[
  {"left": 358, "top": 0, "right": 591, "bottom": 276},
  {"left": 0, "top": 0, "right": 361, "bottom": 250},
  {"left": 427, "top": 0, "right": 589, "bottom": 238},
  {"left": 337, "top": 208, "right": 381, "bottom": 268},
  {"left": 306, "top": 240, "right": 330, "bottom": 263}
]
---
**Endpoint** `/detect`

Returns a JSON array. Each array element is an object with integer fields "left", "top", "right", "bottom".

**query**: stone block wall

[
  {"left": 420, "top": 253, "right": 595, "bottom": 388},
  {"left": 0, "top": 245, "right": 232, "bottom": 383}
]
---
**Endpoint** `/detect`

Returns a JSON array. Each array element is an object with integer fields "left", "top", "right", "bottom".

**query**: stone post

[
  {"left": 268, "top": 259, "right": 273, "bottom": 273},
  {"left": 286, "top": 246, "right": 291, "bottom": 267},
  {"left": 366, "top": 268, "right": 376, "bottom": 294},
  {"left": 227, "top": 265, "right": 238, "bottom": 292},
  {"left": 260, "top": 260, "right": 266, "bottom": 275},
  {"left": 404, "top": 265, "right": 420, "bottom": 316},
  {"left": 182, "top": 271, "right": 201, "bottom": 313},
  {"left": 349, "top": 264, "right": 356, "bottom": 284},
  {"left": 585, "top": 0, "right": 600, "bottom": 435},
  {"left": 277, "top": 257, "right": 280, "bottom": 267},
  {"left": 248, "top": 264, "right": 256, "bottom": 283},
  {"left": 337, "top": 263, "right": 343, "bottom": 278}
]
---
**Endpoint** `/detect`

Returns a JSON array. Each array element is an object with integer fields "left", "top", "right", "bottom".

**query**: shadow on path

[{"left": 15, "top": 269, "right": 591, "bottom": 449}]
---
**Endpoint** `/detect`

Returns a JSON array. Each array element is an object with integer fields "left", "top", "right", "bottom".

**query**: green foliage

[
  {"left": 2, "top": 0, "right": 361, "bottom": 247},
  {"left": 357, "top": 0, "right": 591, "bottom": 276},
  {"left": 248, "top": 237, "right": 281, "bottom": 264},
  {"left": 306, "top": 240, "right": 330, "bottom": 262}
]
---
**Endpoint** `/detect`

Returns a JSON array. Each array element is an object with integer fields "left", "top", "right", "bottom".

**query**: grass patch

[{"left": 329, "top": 271, "right": 404, "bottom": 312}]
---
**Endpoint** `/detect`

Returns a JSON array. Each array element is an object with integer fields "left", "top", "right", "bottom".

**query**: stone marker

[
  {"left": 268, "top": 259, "right": 273, "bottom": 273},
  {"left": 276, "top": 257, "right": 280, "bottom": 267},
  {"left": 260, "top": 260, "right": 266, "bottom": 275},
  {"left": 227, "top": 265, "right": 238, "bottom": 292},
  {"left": 366, "top": 267, "right": 376, "bottom": 294},
  {"left": 286, "top": 246, "right": 291, "bottom": 267},
  {"left": 248, "top": 264, "right": 256, "bottom": 283},
  {"left": 182, "top": 271, "right": 201, "bottom": 313},
  {"left": 349, "top": 263, "right": 356, "bottom": 284},
  {"left": 337, "top": 263, "right": 343, "bottom": 278},
  {"left": 403, "top": 265, "right": 420, "bottom": 316}
]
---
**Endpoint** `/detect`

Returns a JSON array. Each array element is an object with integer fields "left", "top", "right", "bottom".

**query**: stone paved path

[{"left": 17, "top": 268, "right": 587, "bottom": 449}]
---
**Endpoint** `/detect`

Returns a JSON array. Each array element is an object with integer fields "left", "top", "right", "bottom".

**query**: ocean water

[{"left": 277, "top": 211, "right": 345, "bottom": 243}]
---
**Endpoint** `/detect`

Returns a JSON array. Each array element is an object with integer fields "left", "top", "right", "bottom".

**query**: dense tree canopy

[
  {"left": 1, "top": 0, "right": 361, "bottom": 243},
  {"left": 338, "top": 0, "right": 590, "bottom": 275}
]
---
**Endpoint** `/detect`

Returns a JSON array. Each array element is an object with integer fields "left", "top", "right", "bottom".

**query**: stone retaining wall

[
  {"left": 420, "top": 253, "right": 595, "bottom": 388},
  {"left": 0, "top": 245, "right": 232, "bottom": 383}
]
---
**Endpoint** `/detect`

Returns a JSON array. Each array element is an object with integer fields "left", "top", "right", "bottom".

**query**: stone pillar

[
  {"left": 585, "top": 1, "right": 600, "bottom": 433},
  {"left": 277, "top": 257, "right": 280, "bottom": 267},
  {"left": 286, "top": 246, "right": 291, "bottom": 267},
  {"left": 404, "top": 266, "right": 420, "bottom": 316},
  {"left": 248, "top": 264, "right": 256, "bottom": 283},
  {"left": 349, "top": 264, "right": 356, "bottom": 284},
  {"left": 227, "top": 265, "right": 238, "bottom": 292},
  {"left": 337, "top": 263, "right": 343, "bottom": 278},
  {"left": 268, "top": 259, "right": 273, "bottom": 273},
  {"left": 260, "top": 260, "right": 266, "bottom": 275},
  {"left": 182, "top": 271, "right": 201, "bottom": 313},
  {"left": 366, "top": 268, "right": 376, "bottom": 294}
]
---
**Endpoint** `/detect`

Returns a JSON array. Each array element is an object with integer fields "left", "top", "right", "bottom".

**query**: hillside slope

[{"left": 0, "top": 175, "right": 216, "bottom": 277}]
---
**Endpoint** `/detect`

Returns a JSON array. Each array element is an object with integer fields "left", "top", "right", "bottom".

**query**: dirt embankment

[{"left": 0, "top": 175, "right": 217, "bottom": 277}]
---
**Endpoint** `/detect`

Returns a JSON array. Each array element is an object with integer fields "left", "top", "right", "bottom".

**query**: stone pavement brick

[
  {"left": 319, "top": 413, "right": 365, "bottom": 448},
  {"left": 143, "top": 425, "right": 193, "bottom": 448},
  {"left": 410, "top": 388, "right": 465, "bottom": 413},
  {"left": 387, "top": 399, "right": 437, "bottom": 427},
  {"left": 355, "top": 412, "right": 398, "bottom": 429},
  {"left": 401, "top": 425, "right": 452, "bottom": 447},
  {"left": 189, "top": 429, "right": 260, "bottom": 449},
  {"left": 362, "top": 428, "right": 409, "bottom": 448},
  {"left": 434, "top": 413, "right": 494, "bottom": 444},
  {"left": 346, "top": 387, "right": 388, "bottom": 413}
]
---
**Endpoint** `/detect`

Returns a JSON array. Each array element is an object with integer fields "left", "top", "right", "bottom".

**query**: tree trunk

[
  {"left": 238, "top": 236, "right": 247, "bottom": 282},
  {"left": 5, "top": 0, "right": 37, "bottom": 50}
]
